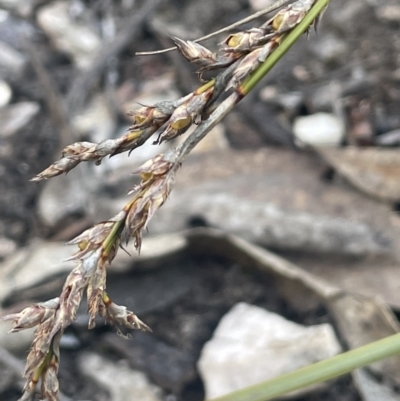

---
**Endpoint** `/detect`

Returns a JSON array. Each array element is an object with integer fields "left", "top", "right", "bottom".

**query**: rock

[
  {"left": 0, "top": 240, "right": 75, "bottom": 305},
  {"left": 312, "top": 34, "right": 348, "bottom": 63},
  {"left": 0, "top": 40, "right": 26, "bottom": 79},
  {"left": 0, "top": 0, "right": 36, "bottom": 17},
  {"left": 376, "top": 5, "right": 400, "bottom": 22},
  {"left": 96, "top": 148, "right": 394, "bottom": 257},
  {"left": 78, "top": 352, "right": 163, "bottom": 401},
  {"left": 102, "top": 332, "right": 197, "bottom": 393},
  {"left": 293, "top": 113, "right": 345, "bottom": 147},
  {"left": 0, "top": 320, "right": 35, "bottom": 354},
  {"left": 151, "top": 193, "right": 389, "bottom": 256},
  {"left": 375, "top": 129, "right": 400, "bottom": 146},
  {"left": 0, "top": 101, "right": 39, "bottom": 138},
  {"left": 248, "top": 0, "right": 275, "bottom": 11},
  {"left": 260, "top": 87, "right": 303, "bottom": 114},
  {"left": 72, "top": 94, "right": 116, "bottom": 143},
  {"left": 353, "top": 369, "right": 400, "bottom": 401},
  {"left": 308, "top": 82, "right": 342, "bottom": 111},
  {"left": 0, "top": 80, "right": 11, "bottom": 108},
  {"left": 316, "top": 147, "right": 400, "bottom": 202},
  {"left": 37, "top": 170, "right": 90, "bottom": 227},
  {"left": 0, "top": 233, "right": 187, "bottom": 306},
  {"left": 0, "top": 237, "right": 16, "bottom": 259},
  {"left": 122, "top": 72, "right": 180, "bottom": 115},
  {"left": 198, "top": 303, "right": 342, "bottom": 399},
  {"left": 37, "top": 1, "right": 101, "bottom": 69}
]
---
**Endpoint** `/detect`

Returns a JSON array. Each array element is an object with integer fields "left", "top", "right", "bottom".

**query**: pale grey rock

[
  {"left": 312, "top": 34, "right": 348, "bottom": 63},
  {"left": 0, "top": 40, "right": 26, "bottom": 79},
  {"left": 0, "top": 321, "right": 34, "bottom": 353},
  {"left": 375, "top": 129, "right": 400, "bottom": 146},
  {"left": 0, "top": 102, "right": 39, "bottom": 138},
  {"left": 0, "top": 237, "right": 16, "bottom": 259},
  {"left": 308, "top": 82, "right": 342, "bottom": 111},
  {"left": 353, "top": 369, "right": 400, "bottom": 401},
  {"left": 375, "top": 5, "right": 400, "bottom": 22},
  {"left": 37, "top": 1, "right": 101, "bottom": 69},
  {"left": 0, "top": 0, "right": 36, "bottom": 17},
  {"left": 78, "top": 353, "right": 163, "bottom": 401},
  {"left": 0, "top": 240, "right": 75, "bottom": 304},
  {"left": 149, "top": 192, "right": 388, "bottom": 256},
  {"left": 248, "top": 0, "right": 275, "bottom": 11},
  {"left": 72, "top": 94, "right": 116, "bottom": 143},
  {"left": 198, "top": 303, "right": 342, "bottom": 399},
  {"left": 122, "top": 72, "right": 180, "bottom": 115},
  {"left": 0, "top": 233, "right": 187, "bottom": 304},
  {"left": 293, "top": 112, "right": 345, "bottom": 147},
  {"left": 0, "top": 80, "right": 11, "bottom": 108},
  {"left": 37, "top": 171, "right": 90, "bottom": 227}
]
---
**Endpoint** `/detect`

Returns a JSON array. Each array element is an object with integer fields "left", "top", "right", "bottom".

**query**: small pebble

[{"left": 293, "top": 112, "right": 345, "bottom": 147}]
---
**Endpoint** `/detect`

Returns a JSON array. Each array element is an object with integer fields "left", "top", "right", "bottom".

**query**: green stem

[
  {"left": 240, "top": 0, "right": 331, "bottom": 95},
  {"left": 208, "top": 333, "right": 400, "bottom": 401}
]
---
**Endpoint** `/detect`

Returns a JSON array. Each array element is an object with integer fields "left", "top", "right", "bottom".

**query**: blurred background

[{"left": 0, "top": 0, "right": 400, "bottom": 400}]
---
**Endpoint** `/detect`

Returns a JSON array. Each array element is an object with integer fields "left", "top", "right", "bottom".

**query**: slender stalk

[
  {"left": 174, "top": 0, "right": 330, "bottom": 164},
  {"left": 240, "top": 0, "right": 331, "bottom": 95},
  {"left": 135, "top": 0, "right": 293, "bottom": 56},
  {"left": 209, "top": 333, "right": 400, "bottom": 401}
]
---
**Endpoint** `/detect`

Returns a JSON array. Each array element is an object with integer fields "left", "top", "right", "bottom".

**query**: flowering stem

[{"left": 240, "top": 0, "right": 331, "bottom": 95}]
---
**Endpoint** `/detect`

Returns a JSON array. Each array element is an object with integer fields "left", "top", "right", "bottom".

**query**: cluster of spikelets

[{"left": 0, "top": 1, "right": 325, "bottom": 400}]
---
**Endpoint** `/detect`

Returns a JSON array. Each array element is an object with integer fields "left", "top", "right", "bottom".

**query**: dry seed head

[
  {"left": 172, "top": 36, "right": 218, "bottom": 67},
  {"left": 128, "top": 105, "right": 170, "bottom": 130},
  {"left": 197, "top": 51, "right": 243, "bottom": 77},
  {"left": 156, "top": 88, "right": 213, "bottom": 143},
  {"left": 126, "top": 155, "right": 175, "bottom": 251},
  {"left": 87, "top": 261, "right": 107, "bottom": 329},
  {"left": 0, "top": 298, "right": 59, "bottom": 333},
  {"left": 100, "top": 294, "right": 151, "bottom": 334},
  {"left": 41, "top": 354, "right": 60, "bottom": 401},
  {"left": 30, "top": 157, "right": 80, "bottom": 181},
  {"left": 227, "top": 41, "right": 277, "bottom": 89},
  {"left": 67, "top": 221, "right": 116, "bottom": 261},
  {"left": 61, "top": 141, "right": 95, "bottom": 158},
  {"left": 223, "top": 27, "right": 272, "bottom": 52},
  {"left": 265, "top": 0, "right": 316, "bottom": 33},
  {"left": 23, "top": 316, "right": 56, "bottom": 381}
]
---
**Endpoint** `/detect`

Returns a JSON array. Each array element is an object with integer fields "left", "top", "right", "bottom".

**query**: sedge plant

[{"left": 3, "top": 1, "right": 399, "bottom": 400}]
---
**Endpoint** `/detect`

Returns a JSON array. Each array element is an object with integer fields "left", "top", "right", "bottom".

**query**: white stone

[
  {"left": 0, "top": 0, "right": 35, "bottom": 17},
  {"left": 37, "top": 1, "right": 101, "bottom": 69},
  {"left": 72, "top": 94, "right": 116, "bottom": 143},
  {"left": 0, "top": 101, "right": 40, "bottom": 138},
  {"left": 376, "top": 5, "right": 400, "bottom": 22},
  {"left": 198, "top": 303, "right": 342, "bottom": 399},
  {"left": 0, "top": 80, "right": 12, "bottom": 108},
  {"left": 0, "top": 237, "right": 16, "bottom": 258},
  {"left": 0, "top": 40, "right": 26, "bottom": 78},
  {"left": 313, "top": 34, "right": 347, "bottom": 63},
  {"left": 0, "top": 320, "right": 35, "bottom": 353},
  {"left": 249, "top": 0, "right": 275, "bottom": 11},
  {"left": 37, "top": 169, "right": 90, "bottom": 227},
  {"left": 293, "top": 112, "right": 345, "bottom": 147},
  {"left": 78, "top": 353, "right": 163, "bottom": 401}
]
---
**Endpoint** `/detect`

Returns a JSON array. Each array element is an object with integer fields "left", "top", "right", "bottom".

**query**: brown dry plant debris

[{"left": 0, "top": 1, "right": 328, "bottom": 399}]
